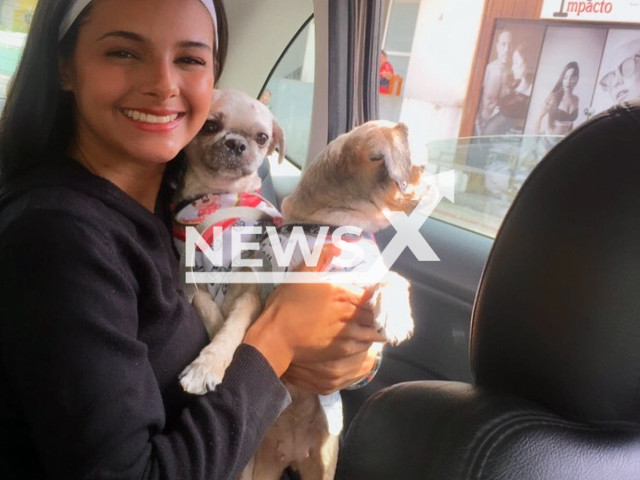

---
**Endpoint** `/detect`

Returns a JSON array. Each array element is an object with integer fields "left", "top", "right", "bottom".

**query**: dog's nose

[{"left": 224, "top": 138, "right": 247, "bottom": 156}]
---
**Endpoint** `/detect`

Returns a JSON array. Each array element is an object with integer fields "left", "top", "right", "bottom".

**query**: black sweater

[{"left": 0, "top": 156, "right": 290, "bottom": 479}]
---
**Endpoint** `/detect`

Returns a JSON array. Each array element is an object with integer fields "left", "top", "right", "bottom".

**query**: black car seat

[{"left": 336, "top": 103, "right": 640, "bottom": 479}]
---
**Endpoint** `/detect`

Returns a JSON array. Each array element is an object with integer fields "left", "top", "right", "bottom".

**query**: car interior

[
  {"left": 337, "top": 102, "right": 640, "bottom": 479},
  {"left": 3, "top": 0, "right": 639, "bottom": 477}
]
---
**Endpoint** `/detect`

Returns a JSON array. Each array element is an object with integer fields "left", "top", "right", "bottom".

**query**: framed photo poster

[{"left": 473, "top": 19, "right": 640, "bottom": 138}]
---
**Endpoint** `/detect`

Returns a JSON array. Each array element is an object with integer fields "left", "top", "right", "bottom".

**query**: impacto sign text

[{"left": 541, "top": 0, "right": 640, "bottom": 23}]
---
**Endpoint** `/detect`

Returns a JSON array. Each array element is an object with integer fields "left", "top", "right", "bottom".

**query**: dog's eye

[
  {"left": 370, "top": 154, "right": 385, "bottom": 162},
  {"left": 256, "top": 133, "right": 269, "bottom": 146},
  {"left": 201, "top": 120, "right": 221, "bottom": 135}
]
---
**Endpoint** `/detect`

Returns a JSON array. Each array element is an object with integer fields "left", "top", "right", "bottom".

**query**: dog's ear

[
  {"left": 361, "top": 122, "right": 412, "bottom": 191},
  {"left": 384, "top": 126, "right": 412, "bottom": 191},
  {"left": 268, "top": 119, "right": 286, "bottom": 164}
]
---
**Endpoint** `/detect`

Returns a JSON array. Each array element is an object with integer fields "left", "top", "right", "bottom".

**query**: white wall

[{"left": 399, "top": 0, "right": 486, "bottom": 146}]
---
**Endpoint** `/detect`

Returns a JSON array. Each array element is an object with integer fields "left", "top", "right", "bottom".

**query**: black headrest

[{"left": 471, "top": 103, "right": 640, "bottom": 425}]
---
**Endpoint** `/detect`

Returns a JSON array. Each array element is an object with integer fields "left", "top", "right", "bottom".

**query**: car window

[
  {"left": 260, "top": 16, "right": 314, "bottom": 173},
  {"left": 0, "top": 0, "right": 35, "bottom": 110},
  {"left": 378, "top": 0, "right": 640, "bottom": 238}
]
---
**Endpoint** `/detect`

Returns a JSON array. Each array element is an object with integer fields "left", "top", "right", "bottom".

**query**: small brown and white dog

[
  {"left": 177, "top": 90, "right": 285, "bottom": 202},
  {"left": 175, "top": 89, "right": 433, "bottom": 480},
  {"left": 172, "top": 89, "right": 285, "bottom": 338}
]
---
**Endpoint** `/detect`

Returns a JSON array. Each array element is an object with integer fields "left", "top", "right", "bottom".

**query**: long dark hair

[
  {"left": 512, "top": 42, "right": 536, "bottom": 87},
  {"left": 0, "top": 0, "right": 229, "bottom": 183},
  {"left": 547, "top": 61, "right": 580, "bottom": 106}
]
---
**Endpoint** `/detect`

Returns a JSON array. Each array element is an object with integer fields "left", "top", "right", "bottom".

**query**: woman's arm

[
  {"left": 536, "top": 95, "right": 554, "bottom": 135},
  {"left": 0, "top": 210, "right": 289, "bottom": 480}
]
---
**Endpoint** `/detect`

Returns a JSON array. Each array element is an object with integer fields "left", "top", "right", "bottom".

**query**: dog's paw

[
  {"left": 179, "top": 353, "right": 228, "bottom": 395},
  {"left": 368, "top": 273, "right": 415, "bottom": 346}
]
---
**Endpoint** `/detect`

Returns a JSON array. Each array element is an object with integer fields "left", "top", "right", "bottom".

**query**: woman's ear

[{"left": 58, "top": 59, "right": 74, "bottom": 92}]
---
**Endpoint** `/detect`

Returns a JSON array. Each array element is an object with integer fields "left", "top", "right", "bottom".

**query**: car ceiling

[{"left": 219, "top": 0, "right": 314, "bottom": 97}]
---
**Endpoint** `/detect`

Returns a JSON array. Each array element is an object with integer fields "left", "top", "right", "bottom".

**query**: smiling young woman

[
  {"left": 0, "top": 0, "right": 381, "bottom": 479},
  {"left": 60, "top": 0, "right": 215, "bottom": 210}
]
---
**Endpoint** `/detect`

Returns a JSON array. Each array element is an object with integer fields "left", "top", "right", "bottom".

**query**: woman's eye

[
  {"left": 179, "top": 57, "right": 206, "bottom": 66},
  {"left": 256, "top": 133, "right": 269, "bottom": 146},
  {"left": 106, "top": 50, "right": 136, "bottom": 60},
  {"left": 202, "top": 120, "right": 220, "bottom": 135}
]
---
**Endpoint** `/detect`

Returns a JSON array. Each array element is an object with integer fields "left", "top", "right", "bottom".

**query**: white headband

[{"left": 58, "top": 0, "right": 219, "bottom": 48}]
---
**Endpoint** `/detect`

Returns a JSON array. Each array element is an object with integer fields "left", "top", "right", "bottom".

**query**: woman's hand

[
  {"left": 243, "top": 245, "right": 387, "bottom": 376},
  {"left": 243, "top": 281, "right": 386, "bottom": 377},
  {"left": 284, "top": 343, "right": 383, "bottom": 395}
]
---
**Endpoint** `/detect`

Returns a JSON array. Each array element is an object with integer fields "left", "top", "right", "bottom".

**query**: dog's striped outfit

[{"left": 172, "top": 191, "right": 282, "bottom": 306}]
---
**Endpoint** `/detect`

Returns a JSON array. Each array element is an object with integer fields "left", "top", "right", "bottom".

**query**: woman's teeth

[{"left": 122, "top": 109, "right": 179, "bottom": 124}]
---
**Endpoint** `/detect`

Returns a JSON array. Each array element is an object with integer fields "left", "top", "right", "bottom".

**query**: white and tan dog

[
  {"left": 172, "top": 89, "right": 284, "bottom": 341},
  {"left": 178, "top": 89, "right": 285, "bottom": 202},
  {"left": 175, "top": 90, "right": 433, "bottom": 480}
]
